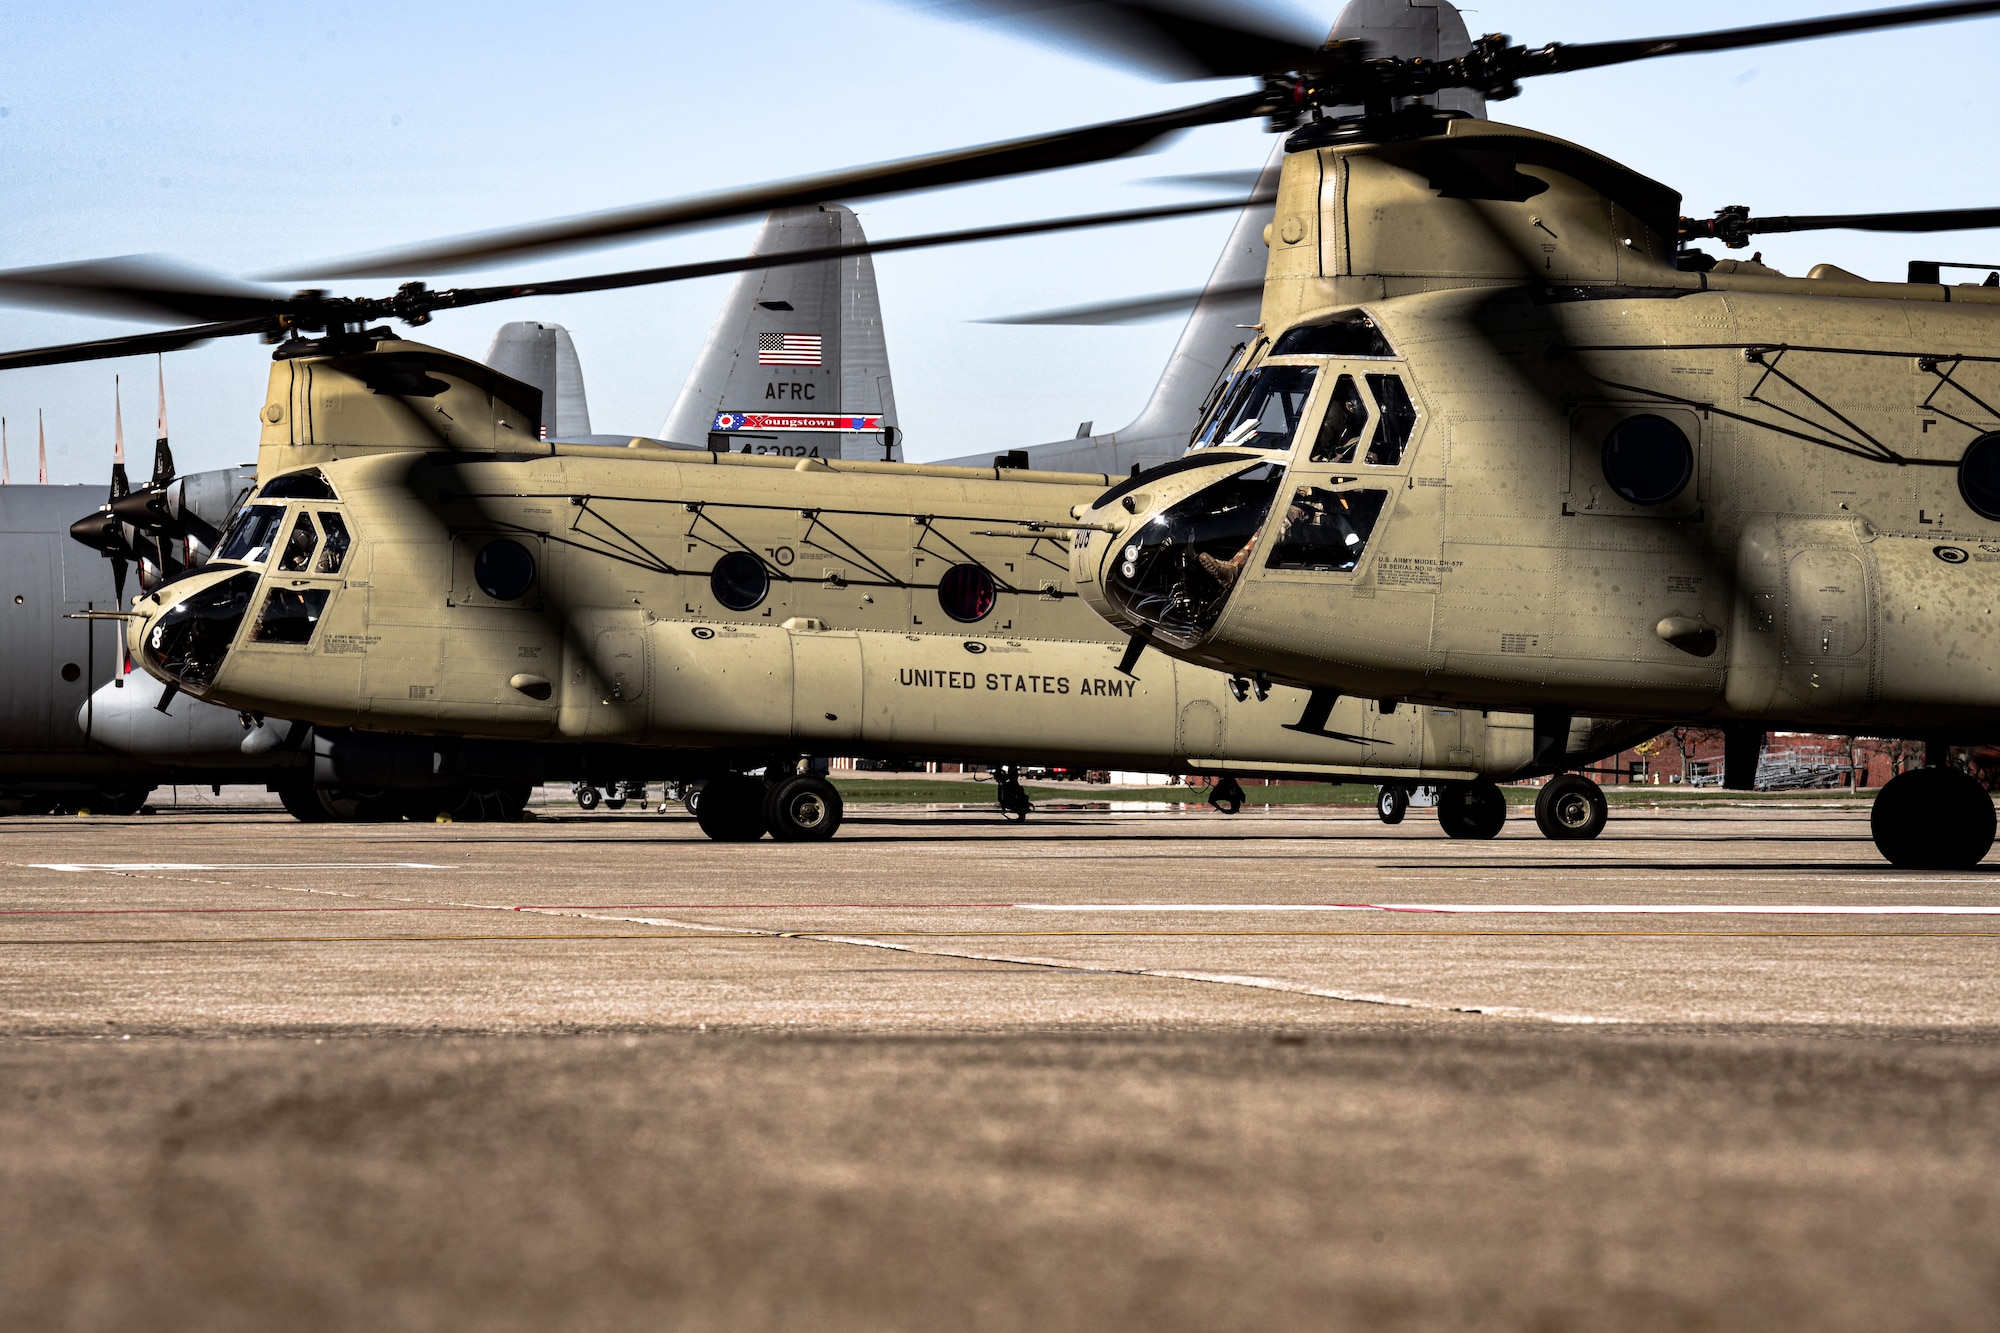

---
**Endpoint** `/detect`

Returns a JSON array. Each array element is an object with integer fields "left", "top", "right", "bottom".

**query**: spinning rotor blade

[
  {"left": 1683, "top": 202, "right": 2000, "bottom": 247},
  {"left": 979, "top": 278, "right": 1260, "bottom": 324},
  {"left": 0, "top": 256, "right": 287, "bottom": 324},
  {"left": 0, "top": 319, "right": 277, "bottom": 372},
  {"left": 0, "top": 193, "right": 1270, "bottom": 370},
  {"left": 442, "top": 193, "right": 1276, "bottom": 307},
  {"left": 926, "top": 1, "right": 1329, "bottom": 80},
  {"left": 293, "top": 94, "right": 1267, "bottom": 278},
  {"left": 1530, "top": 1, "right": 2000, "bottom": 77}
]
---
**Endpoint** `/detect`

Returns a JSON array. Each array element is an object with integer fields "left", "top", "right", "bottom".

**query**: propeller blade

[
  {"left": 288, "top": 92, "right": 1269, "bottom": 278},
  {"left": 978, "top": 278, "right": 1261, "bottom": 324},
  {"left": 437, "top": 192, "right": 1275, "bottom": 309},
  {"left": 0, "top": 255, "right": 288, "bottom": 323},
  {"left": 925, "top": 1, "right": 1329, "bottom": 80},
  {"left": 1534, "top": 0, "right": 2000, "bottom": 76},
  {"left": 0, "top": 318, "right": 278, "bottom": 372}
]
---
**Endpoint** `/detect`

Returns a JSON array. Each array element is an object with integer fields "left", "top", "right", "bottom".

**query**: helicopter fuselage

[{"left": 1076, "top": 116, "right": 2000, "bottom": 738}]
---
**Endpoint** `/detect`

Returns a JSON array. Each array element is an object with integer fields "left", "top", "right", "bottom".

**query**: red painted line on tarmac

[
  {"left": 507, "top": 902, "right": 1015, "bottom": 911},
  {"left": 0, "top": 906, "right": 471, "bottom": 917}
]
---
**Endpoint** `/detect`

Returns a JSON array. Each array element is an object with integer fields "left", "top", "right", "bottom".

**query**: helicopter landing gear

[
  {"left": 1377, "top": 784, "right": 1408, "bottom": 825},
  {"left": 993, "top": 765, "right": 1033, "bottom": 822},
  {"left": 693, "top": 773, "right": 768, "bottom": 841},
  {"left": 1208, "top": 776, "right": 1246, "bottom": 815},
  {"left": 1871, "top": 767, "right": 1996, "bottom": 869},
  {"left": 1534, "top": 774, "right": 1607, "bottom": 841},
  {"left": 764, "top": 774, "right": 844, "bottom": 841},
  {"left": 1438, "top": 781, "right": 1507, "bottom": 840},
  {"left": 573, "top": 782, "right": 602, "bottom": 811}
]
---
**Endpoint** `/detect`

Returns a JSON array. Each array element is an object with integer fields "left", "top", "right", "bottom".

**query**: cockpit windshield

[
  {"left": 216, "top": 504, "right": 287, "bottom": 564},
  {"left": 1192, "top": 366, "right": 1318, "bottom": 451},
  {"left": 1102, "top": 463, "right": 1285, "bottom": 646}
]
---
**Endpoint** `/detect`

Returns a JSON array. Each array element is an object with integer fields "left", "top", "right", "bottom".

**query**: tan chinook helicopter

[
  {"left": 75, "top": 338, "right": 1648, "bottom": 840},
  {"left": 6, "top": 2, "right": 1998, "bottom": 848}
]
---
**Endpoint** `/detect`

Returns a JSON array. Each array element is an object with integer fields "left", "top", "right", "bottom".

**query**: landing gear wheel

[
  {"left": 694, "top": 774, "right": 768, "bottom": 842},
  {"left": 278, "top": 778, "right": 331, "bottom": 823},
  {"left": 1208, "top": 776, "right": 1246, "bottom": 815},
  {"left": 1871, "top": 767, "right": 1996, "bottom": 869},
  {"left": 92, "top": 785, "right": 153, "bottom": 817},
  {"left": 317, "top": 788, "right": 401, "bottom": 823},
  {"left": 1534, "top": 774, "right": 1607, "bottom": 841},
  {"left": 993, "top": 765, "right": 1033, "bottom": 822},
  {"left": 763, "top": 774, "right": 844, "bottom": 841},
  {"left": 575, "top": 784, "right": 602, "bottom": 811},
  {"left": 1377, "top": 785, "right": 1408, "bottom": 825},
  {"left": 1438, "top": 781, "right": 1507, "bottom": 840}
]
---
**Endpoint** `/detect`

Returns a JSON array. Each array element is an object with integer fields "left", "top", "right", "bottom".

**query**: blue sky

[{"left": 4, "top": 0, "right": 2000, "bottom": 480}]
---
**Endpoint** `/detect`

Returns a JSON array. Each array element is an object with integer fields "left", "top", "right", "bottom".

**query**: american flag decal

[{"left": 758, "top": 333, "right": 822, "bottom": 366}]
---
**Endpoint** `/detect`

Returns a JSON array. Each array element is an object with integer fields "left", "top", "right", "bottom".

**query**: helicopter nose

[
  {"left": 129, "top": 566, "right": 262, "bottom": 694},
  {"left": 1073, "top": 454, "right": 1286, "bottom": 650}
]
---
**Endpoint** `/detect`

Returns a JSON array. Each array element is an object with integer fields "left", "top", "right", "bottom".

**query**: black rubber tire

[
  {"left": 1377, "top": 785, "right": 1408, "bottom": 825},
  {"left": 1534, "top": 774, "right": 1607, "bottom": 841},
  {"left": 1871, "top": 767, "right": 1996, "bottom": 869},
  {"left": 694, "top": 774, "right": 768, "bottom": 842},
  {"left": 278, "top": 778, "right": 331, "bottom": 823},
  {"left": 318, "top": 788, "right": 402, "bottom": 822},
  {"left": 575, "top": 786, "right": 602, "bottom": 811},
  {"left": 1438, "top": 781, "right": 1507, "bottom": 839},
  {"left": 763, "top": 774, "right": 845, "bottom": 841},
  {"left": 93, "top": 785, "right": 154, "bottom": 817}
]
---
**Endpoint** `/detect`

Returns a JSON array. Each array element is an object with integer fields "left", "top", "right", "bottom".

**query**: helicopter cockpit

[
  {"left": 1079, "top": 309, "right": 1414, "bottom": 649},
  {"left": 140, "top": 471, "right": 356, "bottom": 691}
]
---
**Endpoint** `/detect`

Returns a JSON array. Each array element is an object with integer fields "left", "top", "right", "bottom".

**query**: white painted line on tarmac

[
  {"left": 1018, "top": 902, "right": 2000, "bottom": 916},
  {"left": 29, "top": 862, "right": 459, "bottom": 872}
]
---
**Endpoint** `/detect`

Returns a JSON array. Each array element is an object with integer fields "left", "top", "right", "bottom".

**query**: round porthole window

[
  {"left": 474, "top": 539, "right": 536, "bottom": 600},
  {"left": 1601, "top": 415, "right": 1694, "bottom": 506},
  {"left": 710, "top": 551, "right": 770, "bottom": 611},
  {"left": 1959, "top": 433, "right": 2000, "bottom": 521},
  {"left": 938, "top": 563, "right": 997, "bottom": 623}
]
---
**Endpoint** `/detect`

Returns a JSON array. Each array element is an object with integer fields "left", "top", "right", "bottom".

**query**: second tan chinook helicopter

[{"left": 7, "top": 2, "right": 2000, "bottom": 850}]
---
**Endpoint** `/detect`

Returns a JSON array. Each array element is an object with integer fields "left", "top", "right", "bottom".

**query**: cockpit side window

[
  {"left": 250, "top": 588, "right": 332, "bottom": 645},
  {"left": 1365, "top": 375, "right": 1417, "bottom": 467},
  {"left": 315, "top": 512, "right": 352, "bottom": 574},
  {"left": 1308, "top": 375, "right": 1368, "bottom": 464},
  {"left": 1200, "top": 366, "right": 1319, "bottom": 451},
  {"left": 216, "top": 504, "right": 287, "bottom": 564},
  {"left": 278, "top": 513, "right": 319, "bottom": 573},
  {"left": 1265, "top": 485, "right": 1390, "bottom": 573}
]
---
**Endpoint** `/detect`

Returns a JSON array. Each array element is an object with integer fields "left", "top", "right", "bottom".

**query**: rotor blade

[
  {"left": 435, "top": 194, "right": 1275, "bottom": 309},
  {"left": 978, "top": 278, "right": 1260, "bottom": 324},
  {"left": 1744, "top": 206, "right": 2000, "bottom": 236},
  {"left": 1142, "top": 168, "right": 1267, "bottom": 191},
  {"left": 289, "top": 91, "right": 1269, "bottom": 278},
  {"left": 1536, "top": 0, "right": 2000, "bottom": 76},
  {"left": 924, "top": 1, "right": 1328, "bottom": 80},
  {"left": 0, "top": 318, "right": 276, "bottom": 372},
  {"left": 0, "top": 255, "right": 289, "bottom": 323}
]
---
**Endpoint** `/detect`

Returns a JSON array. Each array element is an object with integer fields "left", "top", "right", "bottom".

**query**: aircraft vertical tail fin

[
  {"left": 661, "top": 204, "right": 900, "bottom": 462},
  {"left": 485, "top": 322, "right": 593, "bottom": 440}
]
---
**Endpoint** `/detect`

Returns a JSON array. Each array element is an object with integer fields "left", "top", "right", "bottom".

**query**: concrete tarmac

[{"left": 3, "top": 800, "right": 1998, "bottom": 1330}]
